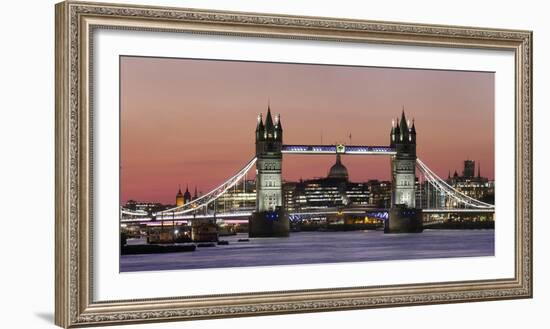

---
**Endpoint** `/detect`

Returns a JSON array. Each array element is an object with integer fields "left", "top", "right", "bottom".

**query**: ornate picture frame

[{"left": 55, "top": 1, "right": 532, "bottom": 327}]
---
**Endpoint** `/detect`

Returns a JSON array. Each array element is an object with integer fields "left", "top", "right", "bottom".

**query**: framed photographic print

[{"left": 55, "top": 1, "right": 532, "bottom": 327}]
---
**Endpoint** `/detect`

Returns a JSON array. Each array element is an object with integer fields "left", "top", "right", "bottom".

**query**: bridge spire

[
  {"left": 275, "top": 113, "right": 283, "bottom": 141},
  {"left": 390, "top": 118, "right": 401, "bottom": 146},
  {"left": 395, "top": 116, "right": 401, "bottom": 141},
  {"left": 256, "top": 113, "right": 265, "bottom": 141},
  {"left": 399, "top": 109, "right": 409, "bottom": 141},
  {"left": 410, "top": 118, "right": 416, "bottom": 143},
  {"left": 265, "top": 103, "right": 274, "bottom": 134}
]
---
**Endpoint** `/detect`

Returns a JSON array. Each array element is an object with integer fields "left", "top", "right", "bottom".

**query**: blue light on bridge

[
  {"left": 265, "top": 211, "right": 279, "bottom": 221},
  {"left": 401, "top": 210, "right": 417, "bottom": 216},
  {"left": 284, "top": 146, "right": 308, "bottom": 152},
  {"left": 365, "top": 211, "right": 389, "bottom": 220},
  {"left": 282, "top": 145, "right": 395, "bottom": 154},
  {"left": 282, "top": 145, "right": 338, "bottom": 153},
  {"left": 346, "top": 146, "right": 394, "bottom": 153}
]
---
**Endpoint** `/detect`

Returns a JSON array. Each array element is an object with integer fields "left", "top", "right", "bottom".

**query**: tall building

[
  {"left": 463, "top": 160, "right": 475, "bottom": 178},
  {"left": 368, "top": 179, "right": 392, "bottom": 208},
  {"left": 447, "top": 161, "right": 494, "bottom": 204},
  {"left": 282, "top": 155, "right": 378, "bottom": 214}
]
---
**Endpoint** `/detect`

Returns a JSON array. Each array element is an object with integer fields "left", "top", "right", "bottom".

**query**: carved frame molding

[{"left": 55, "top": 1, "right": 532, "bottom": 327}]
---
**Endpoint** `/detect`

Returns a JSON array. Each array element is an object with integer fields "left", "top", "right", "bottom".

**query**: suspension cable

[
  {"left": 155, "top": 157, "right": 257, "bottom": 216},
  {"left": 416, "top": 158, "right": 494, "bottom": 209}
]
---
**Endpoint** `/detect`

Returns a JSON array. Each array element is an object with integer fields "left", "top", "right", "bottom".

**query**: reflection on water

[{"left": 120, "top": 229, "right": 494, "bottom": 272}]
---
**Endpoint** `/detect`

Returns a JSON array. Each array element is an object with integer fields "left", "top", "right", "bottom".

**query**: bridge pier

[
  {"left": 249, "top": 208, "right": 289, "bottom": 237},
  {"left": 385, "top": 207, "right": 423, "bottom": 233}
]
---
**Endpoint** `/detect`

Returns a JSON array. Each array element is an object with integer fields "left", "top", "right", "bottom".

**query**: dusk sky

[{"left": 120, "top": 56, "right": 494, "bottom": 205}]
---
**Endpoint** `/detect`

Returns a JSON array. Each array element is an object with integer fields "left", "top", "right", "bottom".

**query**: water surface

[{"left": 120, "top": 229, "right": 494, "bottom": 272}]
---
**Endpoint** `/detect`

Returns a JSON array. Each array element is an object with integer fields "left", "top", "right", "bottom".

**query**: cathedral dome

[{"left": 328, "top": 154, "right": 349, "bottom": 180}]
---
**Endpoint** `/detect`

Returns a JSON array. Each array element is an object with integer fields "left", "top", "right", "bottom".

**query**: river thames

[{"left": 120, "top": 229, "right": 494, "bottom": 272}]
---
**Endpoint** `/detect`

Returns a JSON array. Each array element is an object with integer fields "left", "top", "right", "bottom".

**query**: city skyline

[
  {"left": 124, "top": 156, "right": 491, "bottom": 206},
  {"left": 121, "top": 56, "right": 494, "bottom": 205}
]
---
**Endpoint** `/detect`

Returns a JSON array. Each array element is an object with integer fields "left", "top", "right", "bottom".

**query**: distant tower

[
  {"left": 463, "top": 160, "right": 475, "bottom": 178},
  {"left": 183, "top": 185, "right": 192, "bottom": 204},
  {"left": 176, "top": 186, "right": 184, "bottom": 207},
  {"left": 386, "top": 110, "right": 422, "bottom": 233},
  {"left": 250, "top": 104, "right": 289, "bottom": 237}
]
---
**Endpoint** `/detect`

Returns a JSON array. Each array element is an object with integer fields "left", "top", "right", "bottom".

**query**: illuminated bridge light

[{"left": 288, "top": 214, "right": 303, "bottom": 222}]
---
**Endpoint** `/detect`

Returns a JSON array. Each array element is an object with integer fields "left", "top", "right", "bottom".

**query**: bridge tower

[
  {"left": 249, "top": 106, "right": 289, "bottom": 237},
  {"left": 386, "top": 110, "right": 423, "bottom": 233}
]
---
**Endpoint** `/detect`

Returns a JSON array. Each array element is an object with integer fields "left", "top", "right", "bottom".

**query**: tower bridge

[
  {"left": 250, "top": 106, "right": 421, "bottom": 236},
  {"left": 122, "top": 106, "right": 494, "bottom": 236}
]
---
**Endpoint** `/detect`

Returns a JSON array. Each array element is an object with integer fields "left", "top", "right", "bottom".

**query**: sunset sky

[{"left": 120, "top": 56, "right": 494, "bottom": 205}]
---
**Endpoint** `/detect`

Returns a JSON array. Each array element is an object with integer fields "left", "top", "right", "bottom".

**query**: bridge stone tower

[
  {"left": 249, "top": 106, "right": 289, "bottom": 237},
  {"left": 386, "top": 110, "right": 423, "bottom": 233}
]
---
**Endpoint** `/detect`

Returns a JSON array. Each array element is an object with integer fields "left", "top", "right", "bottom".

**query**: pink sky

[{"left": 120, "top": 56, "right": 494, "bottom": 205}]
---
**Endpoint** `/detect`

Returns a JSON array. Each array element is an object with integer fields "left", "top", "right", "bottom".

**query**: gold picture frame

[{"left": 55, "top": 1, "right": 532, "bottom": 327}]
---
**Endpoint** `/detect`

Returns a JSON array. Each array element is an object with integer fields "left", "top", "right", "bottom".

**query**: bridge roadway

[
  {"left": 146, "top": 149, "right": 494, "bottom": 221},
  {"left": 281, "top": 144, "right": 396, "bottom": 155},
  {"left": 120, "top": 207, "right": 495, "bottom": 224}
]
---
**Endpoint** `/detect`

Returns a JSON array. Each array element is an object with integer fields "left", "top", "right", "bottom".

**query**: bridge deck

[
  {"left": 282, "top": 145, "right": 396, "bottom": 155},
  {"left": 121, "top": 207, "right": 494, "bottom": 224},
  {"left": 422, "top": 208, "right": 495, "bottom": 213}
]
